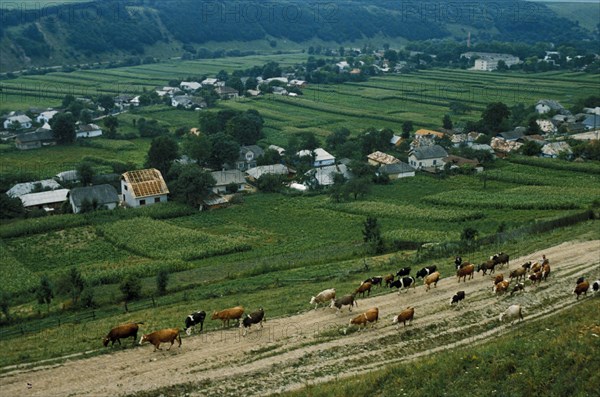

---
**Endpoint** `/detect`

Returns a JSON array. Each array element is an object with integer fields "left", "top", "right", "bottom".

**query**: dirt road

[{"left": 1, "top": 240, "right": 599, "bottom": 397}]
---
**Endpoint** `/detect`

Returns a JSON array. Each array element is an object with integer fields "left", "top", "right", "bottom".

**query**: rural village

[{"left": 0, "top": 2, "right": 599, "bottom": 396}]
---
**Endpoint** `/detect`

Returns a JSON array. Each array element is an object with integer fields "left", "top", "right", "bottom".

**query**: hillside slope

[
  {"left": 1, "top": 239, "right": 598, "bottom": 397},
  {"left": 0, "top": 0, "right": 592, "bottom": 72}
]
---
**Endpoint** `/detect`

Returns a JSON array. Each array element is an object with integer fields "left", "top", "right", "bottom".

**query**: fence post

[{"left": 152, "top": 297, "right": 156, "bottom": 308}]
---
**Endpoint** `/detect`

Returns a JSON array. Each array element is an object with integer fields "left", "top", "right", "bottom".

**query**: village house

[
  {"left": 288, "top": 79, "right": 307, "bottom": 88},
  {"left": 541, "top": 141, "right": 572, "bottom": 159},
  {"left": 390, "top": 135, "right": 403, "bottom": 147},
  {"left": 536, "top": 119, "right": 557, "bottom": 134},
  {"left": 246, "top": 164, "right": 294, "bottom": 182},
  {"left": 180, "top": 81, "right": 202, "bottom": 91},
  {"left": 408, "top": 145, "right": 448, "bottom": 170},
  {"left": 271, "top": 86, "right": 288, "bottom": 96},
  {"left": 236, "top": 145, "right": 264, "bottom": 171},
  {"left": 3, "top": 114, "right": 32, "bottom": 130},
  {"left": 76, "top": 123, "right": 103, "bottom": 139},
  {"left": 19, "top": 189, "right": 70, "bottom": 213},
  {"left": 201, "top": 78, "right": 218, "bottom": 86},
  {"left": 268, "top": 144, "right": 286, "bottom": 156},
  {"left": 490, "top": 137, "right": 523, "bottom": 154},
  {"left": 210, "top": 170, "right": 247, "bottom": 194},
  {"left": 6, "top": 179, "right": 62, "bottom": 198},
  {"left": 121, "top": 169, "right": 169, "bottom": 208},
  {"left": 35, "top": 110, "right": 58, "bottom": 124},
  {"left": 535, "top": 99, "right": 569, "bottom": 115},
  {"left": 55, "top": 170, "right": 80, "bottom": 184},
  {"left": 305, "top": 163, "right": 351, "bottom": 187},
  {"left": 68, "top": 184, "right": 119, "bottom": 214},
  {"left": 367, "top": 151, "right": 400, "bottom": 167},
  {"left": 215, "top": 86, "right": 239, "bottom": 100},
  {"left": 379, "top": 162, "right": 415, "bottom": 180},
  {"left": 297, "top": 148, "right": 335, "bottom": 168},
  {"left": 14, "top": 126, "right": 55, "bottom": 150},
  {"left": 443, "top": 155, "right": 483, "bottom": 172}
]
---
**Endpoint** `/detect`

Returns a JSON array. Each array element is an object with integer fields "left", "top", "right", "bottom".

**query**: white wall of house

[
  {"left": 408, "top": 155, "right": 444, "bottom": 170},
  {"left": 76, "top": 129, "right": 103, "bottom": 139},
  {"left": 121, "top": 180, "right": 167, "bottom": 208}
]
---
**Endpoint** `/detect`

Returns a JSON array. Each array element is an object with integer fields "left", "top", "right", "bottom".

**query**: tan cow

[
  {"left": 424, "top": 271, "right": 441, "bottom": 291},
  {"left": 211, "top": 306, "right": 245, "bottom": 328},
  {"left": 139, "top": 328, "right": 181, "bottom": 352},
  {"left": 346, "top": 307, "right": 379, "bottom": 334}
]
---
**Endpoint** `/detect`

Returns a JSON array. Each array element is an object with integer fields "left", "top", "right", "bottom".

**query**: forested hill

[{"left": 0, "top": 0, "right": 593, "bottom": 71}]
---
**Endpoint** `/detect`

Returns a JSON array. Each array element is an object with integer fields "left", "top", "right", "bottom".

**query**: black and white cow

[
  {"left": 184, "top": 311, "right": 206, "bottom": 336},
  {"left": 396, "top": 267, "right": 411, "bottom": 277},
  {"left": 450, "top": 291, "right": 466, "bottom": 305},
  {"left": 241, "top": 308, "right": 265, "bottom": 336},
  {"left": 454, "top": 256, "right": 463, "bottom": 270},
  {"left": 389, "top": 276, "right": 416, "bottom": 294},
  {"left": 416, "top": 265, "right": 437, "bottom": 279}
]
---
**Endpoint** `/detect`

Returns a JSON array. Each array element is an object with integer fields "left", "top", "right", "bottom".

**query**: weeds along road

[{"left": 1, "top": 240, "right": 599, "bottom": 397}]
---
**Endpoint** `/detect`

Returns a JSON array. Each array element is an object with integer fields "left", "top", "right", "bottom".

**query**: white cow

[
  {"left": 309, "top": 288, "right": 336, "bottom": 310},
  {"left": 499, "top": 305, "right": 524, "bottom": 325}
]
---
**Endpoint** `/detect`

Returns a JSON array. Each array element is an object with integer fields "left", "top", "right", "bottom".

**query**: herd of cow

[{"left": 103, "top": 252, "right": 599, "bottom": 351}]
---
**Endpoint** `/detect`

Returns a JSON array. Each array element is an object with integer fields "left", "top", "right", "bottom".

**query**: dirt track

[{"left": 1, "top": 240, "right": 599, "bottom": 397}]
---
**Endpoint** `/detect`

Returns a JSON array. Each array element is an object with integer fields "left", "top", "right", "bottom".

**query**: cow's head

[
  {"left": 139, "top": 335, "right": 148, "bottom": 345},
  {"left": 102, "top": 337, "right": 110, "bottom": 347}
]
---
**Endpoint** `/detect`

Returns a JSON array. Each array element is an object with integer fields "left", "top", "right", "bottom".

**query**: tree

[
  {"left": 169, "top": 164, "right": 216, "bottom": 206},
  {"left": 362, "top": 216, "right": 384, "bottom": 254},
  {"left": 344, "top": 177, "right": 371, "bottom": 200},
  {"left": 401, "top": 121, "right": 413, "bottom": 139},
  {"left": 146, "top": 135, "right": 179, "bottom": 176},
  {"left": 216, "top": 69, "right": 229, "bottom": 81},
  {"left": 62, "top": 94, "right": 76, "bottom": 108},
  {"left": 208, "top": 132, "right": 240, "bottom": 169},
  {"left": 526, "top": 118, "right": 541, "bottom": 135},
  {"left": 120, "top": 275, "right": 142, "bottom": 304},
  {"left": 0, "top": 193, "right": 24, "bottom": 219},
  {"left": 256, "top": 149, "right": 281, "bottom": 166},
  {"left": 461, "top": 227, "right": 478, "bottom": 244},
  {"left": 481, "top": 102, "right": 510, "bottom": 133},
  {"left": 226, "top": 76, "right": 244, "bottom": 94},
  {"left": 50, "top": 112, "right": 76, "bottom": 144},
  {"left": 225, "top": 113, "right": 263, "bottom": 145},
  {"left": 256, "top": 174, "right": 284, "bottom": 193},
  {"left": 97, "top": 95, "right": 115, "bottom": 114},
  {"left": 325, "top": 128, "right": 350, "bottom": 152},
  {"left": 521, "top": 140, "right": 541, "bottom": 156},
  {"left": 183, "top": 134, "right": 211, "bottom": 165},
  {"left": 36, "top": 275, "right": 54, "bottom": 312},
  {"left": 104, "top": 115, "right": 119, "bottom": 139},
  {"left": 0, "top": 290, "right": 10, "bottom": 321},
  {"left": 297, "top": 131, "right": 320, "bottom": 151},
  {"left": 244, "top": 76, "right": 258, "bottom": 91},
  {"left": 156, "top": 269, "right": 169, "bottom": 296},
  {"left": 449, "top": 101, "right": 471, "bottom": 115},
  {"left": 442, "top": 114, "right": 453, "bottom": 130},
  {"left": 77, "top": 162, "right": 95, "bottom": 186},
  {"left": 329, "top": 172, "right": 348, "bottom": 203},
  {"left": 61, "top": 267, "right": 85, "bottom": 305}
]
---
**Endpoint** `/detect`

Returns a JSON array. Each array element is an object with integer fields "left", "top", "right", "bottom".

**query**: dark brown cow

[
  {"left": 103, "top": 322, "right": 143, "bottom": 347},
  {"left": 457, "top": 264, "right": 475, "bottom": 283}
]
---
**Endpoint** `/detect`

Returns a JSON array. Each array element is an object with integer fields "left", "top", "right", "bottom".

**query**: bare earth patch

[{"left": 1, "top": 240, "right": 599, "bottom": 397}]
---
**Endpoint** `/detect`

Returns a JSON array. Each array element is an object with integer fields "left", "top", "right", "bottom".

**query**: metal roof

[
  {"left": 6, "top": 179, "right": 62, "bottom": 198},
  {"left": 20, "top": 189, "right": 70, "bottom": 207}
]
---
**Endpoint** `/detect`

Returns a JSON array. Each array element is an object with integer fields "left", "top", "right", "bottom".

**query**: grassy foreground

[{"left": 282, "top": 298, "right": 600, "bottom": 397}]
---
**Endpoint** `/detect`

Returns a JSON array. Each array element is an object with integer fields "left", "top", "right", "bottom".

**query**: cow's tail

[{"left": 135, "top": 321, "right": 145, "bottom": 325}]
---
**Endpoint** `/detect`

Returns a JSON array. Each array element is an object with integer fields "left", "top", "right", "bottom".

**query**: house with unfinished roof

[{"left": 121, "top": 169, "right": 169, "bottom": 208}]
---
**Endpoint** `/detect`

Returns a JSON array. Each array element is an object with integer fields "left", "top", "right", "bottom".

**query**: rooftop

[{"left": 122, "top": 169, "right": 169, "bottom": 198}]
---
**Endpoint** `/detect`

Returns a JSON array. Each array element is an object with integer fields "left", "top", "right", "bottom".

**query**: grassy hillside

[
  {"left": 543, "top": 1, "right": 600, "bottom": 32},
  {"left": 0, "top": 0, "right": 592, "bottom": 72}
]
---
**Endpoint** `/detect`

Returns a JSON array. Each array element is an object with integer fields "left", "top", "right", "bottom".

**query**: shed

[
  {"left": 379, "top": 162, "right": 415, "bottom": 179},
  {"left": 19, "top": 189, "right": 70, "bottom": 212}
]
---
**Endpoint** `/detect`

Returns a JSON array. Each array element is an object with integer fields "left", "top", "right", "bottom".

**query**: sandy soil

[{"left": 1, "top": 239, "right": 599, "bottom": 397}]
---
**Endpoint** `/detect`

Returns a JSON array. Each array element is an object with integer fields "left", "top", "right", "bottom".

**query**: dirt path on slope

[{"left": 1, "top": 240, "right": 599, "bottom": 397}]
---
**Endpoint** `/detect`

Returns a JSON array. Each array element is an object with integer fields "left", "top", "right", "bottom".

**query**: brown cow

[
  {"left": 493, "top": 273, "right": 504, "bottom": 286},
  {"left": 354, "top": 281, "right": 372, "bottom": 298},
  {"left": 509, "top": 267, "right": 527, "bottom": 282},
  {"left": 493, "top": 280, "right": 510, "bottom": 295},
  {"left": 211, "top": 306, "right": 245, "bottom": 328},
  {"left": 529, "top": 271, "right": 543, "bottom": 286},
  {"left": 384, "top": 274, "right": 395, "bottom": 287},
  {"left": 139, "top": 328, "right": 181, "bottom": 352},
  {"left": 424, "top": 271, "right": 441, "bottom": 291},
  {"left": 103, "top": 322, "right": 143, "bottom": 347},
  {"left": 392, "top": 307, "right": 415, "bottom": 328},
  {"left": 574, "top": 280, "right": 590, "bottom": 299},
  {"left": 541, "top": 263, "right": 551, "bottom": 281},
  {"left": 347, "top": 307, "right": 379, "bottom": 333},
  {"left": 457, "top": 264, "right": 475, "bottom": 283}
]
